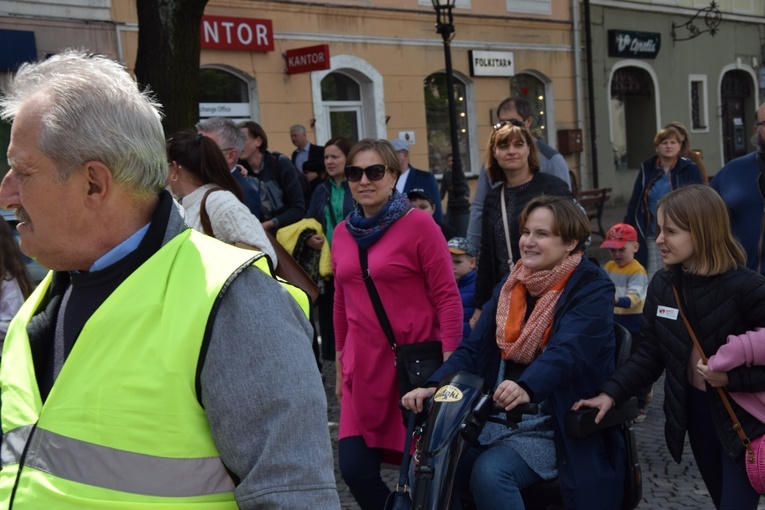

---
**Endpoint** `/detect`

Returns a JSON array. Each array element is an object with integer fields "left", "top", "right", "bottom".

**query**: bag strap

[
  {"left": 500, "top": 186, "right": 514, "bottom": 269},
  {"left": 358, "top": 245, "right": 397, "bottom": 351},
  {"left": 199, "top": 187, "right": 225, "bottom": 237},
  {"left": 393, "top": 412, "right": 417, "bottom": 494},
  {"left": 671, "top": 286, "right": 754, "bottom": 461}
]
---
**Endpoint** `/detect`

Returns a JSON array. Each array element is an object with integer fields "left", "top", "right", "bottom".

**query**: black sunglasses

[
  {"left": 493, "top": 119, "right": 526, "bottom": 130},
  {"left": 345, "top": 164, "right": 388, "bottom": 182}
]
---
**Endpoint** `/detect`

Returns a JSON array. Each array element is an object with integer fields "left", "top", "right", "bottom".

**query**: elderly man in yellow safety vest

[{"left": 0, "top": 49, "right": 339, "bottom": 509}]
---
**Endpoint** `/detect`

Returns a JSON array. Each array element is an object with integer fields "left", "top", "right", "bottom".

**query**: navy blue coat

[
  {"left": 428, "top": 257, "right": 626, "bottom": 509},
  {"left": 232, "top": 170, "right": 261, "bottom": 219},
  {"left": 624, "top": 156, "right": 704, "bottom": 267},
  {"left": 457, "top": 269, "right": 476, "bottom": 341},
  {"left": 401, "top": 166, "right": 443, "bottom": 223}
]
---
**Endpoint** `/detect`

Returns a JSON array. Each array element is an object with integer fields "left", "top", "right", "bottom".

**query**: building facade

[
  {"left": 113, "top": 0, "right": 582, "bottom": 180},
  {"left": 585, "top": 0, "right": 765, "bottom": 203}
]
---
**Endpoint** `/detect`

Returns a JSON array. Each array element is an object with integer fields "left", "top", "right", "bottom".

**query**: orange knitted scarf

[{"left": 495, "top": 253, "right": 582, "bottom": 363}]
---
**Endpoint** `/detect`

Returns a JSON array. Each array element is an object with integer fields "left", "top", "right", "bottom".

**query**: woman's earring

[
  {"left": 170, "top": 173, "right": 179, "bottom": 182},
  {"left": 388, "top": 188, "right": 394, "bottom": 201}
]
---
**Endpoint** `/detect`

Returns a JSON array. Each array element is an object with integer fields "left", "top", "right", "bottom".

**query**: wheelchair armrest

[{"left": 564, "top": 397, "right": 639, "bottom": 439}]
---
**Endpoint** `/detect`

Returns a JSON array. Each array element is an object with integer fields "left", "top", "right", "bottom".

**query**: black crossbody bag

[{"left": 358, "top": 246, "right": 443, "bottom": 423}]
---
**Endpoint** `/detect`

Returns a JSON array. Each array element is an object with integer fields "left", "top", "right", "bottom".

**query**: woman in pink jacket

[{"left": 332, "top": 139, "right": 462, "bottom": 509}]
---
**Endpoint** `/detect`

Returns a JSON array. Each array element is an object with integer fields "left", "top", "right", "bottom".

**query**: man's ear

[
  {"left": 524, "top": 117, "right": 533, "bottom": 129},
  {"left": 633, "top": 242, "right": 640, "bottom": 253},
  {"left": 83, "top": 161, "right": 112, "bottom": 208}
]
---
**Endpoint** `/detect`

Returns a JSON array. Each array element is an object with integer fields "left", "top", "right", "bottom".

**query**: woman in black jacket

[
  {"left": 471, "top": 121, "right": 571, "bottom": 326},
  {"left": 575, "top": 184, "right": 765, "bottom": 510}
]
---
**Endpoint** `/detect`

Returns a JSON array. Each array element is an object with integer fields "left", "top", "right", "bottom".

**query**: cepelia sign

[
  {"left": 201, "top": 15, "right": 274, "bottom": 52},
  {"left": 608, "top": 30, "right": 661, "bottom": 59}
]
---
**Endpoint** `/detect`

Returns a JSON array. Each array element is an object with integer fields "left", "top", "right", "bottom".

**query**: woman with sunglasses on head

[
  {"left": 166, "top": 130, "right": 276, "bottom": 265},
  {"left": 576, "top": 185, "right": 765, "bottom": 510},
  {"left": 331, "top": 139, "right": 463, "bottom": 509},
  {"left": 471, "top": 121, "right": 572, "bottom": 329}
]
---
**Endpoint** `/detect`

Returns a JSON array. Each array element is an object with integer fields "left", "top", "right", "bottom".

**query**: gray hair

[
  {"left": 290, "top": 124, "right": 306, "bottom": 134},
  {"left": 0, "top": 49, "right": 167, "bottom": 196},
  {"left": 195, "top": 117, "right": 245, "bottom": 156}
]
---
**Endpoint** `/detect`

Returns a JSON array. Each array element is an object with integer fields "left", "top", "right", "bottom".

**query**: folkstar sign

[
  {"left": 201, "top": 15, "right": 274, "bottom": 52},
  {"left": 285, "top": 45, "right": 331, "bottom": 74}
]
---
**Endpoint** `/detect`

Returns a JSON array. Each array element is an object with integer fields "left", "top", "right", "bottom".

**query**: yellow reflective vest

[{"left": 0, "top": 230, "right": 304, "bottom": 509}]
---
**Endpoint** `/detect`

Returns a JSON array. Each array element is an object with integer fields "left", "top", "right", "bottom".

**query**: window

[
  {"left": 198, "top": 67, "right": 252, "bottom": 121},
  {"left": 689, "top": 75, "right": 708, "bottom": 132},
  {"left": 321, "top": 72, "right": 363, "bottom": 143},
  {"left": 506, "top": 0, "right": 551, "bottom": 15},
  {"left": 311, "top": 55, "right": 385, "bottom": 145},
  {"left": 610, "top": 65, "right": 658, "bottom": 170},
  {"left": 424, "top": 72, "right": 470, "bottom": 175},
  {"left": 509, "top": 74, "right": 549, "bottom": 142}
]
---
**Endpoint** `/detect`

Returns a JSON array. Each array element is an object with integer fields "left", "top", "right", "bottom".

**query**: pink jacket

[{"left": 708, "top": 328, "right": 765, "bottom": 423}]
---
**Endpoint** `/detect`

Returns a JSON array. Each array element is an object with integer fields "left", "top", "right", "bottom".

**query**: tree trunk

[{"left": 134, "top": 0, "right": 208, "bottom": 138}]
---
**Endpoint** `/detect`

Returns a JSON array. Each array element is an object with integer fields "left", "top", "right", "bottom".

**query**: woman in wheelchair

[
  {"left": 575, "top": 185, "right": 765, "bottom": 510},
  {"left": 403, "top": 195, "right": 626, "bottom": 509}
]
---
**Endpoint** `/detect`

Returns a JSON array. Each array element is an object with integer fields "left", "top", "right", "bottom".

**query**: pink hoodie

[{"left": 707, "top": 328, "right": 765, "bottom": 423}]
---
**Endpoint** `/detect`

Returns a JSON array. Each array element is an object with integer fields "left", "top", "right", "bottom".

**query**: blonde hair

[
  {"left": 347, "top": 139, "right": 401, "bottom": 179},
  {"left": 653, "top": 127, "right": 682, "bottom": 147},
  {"left": 657, "top": 185, "right": 745, "bottom": 276}
]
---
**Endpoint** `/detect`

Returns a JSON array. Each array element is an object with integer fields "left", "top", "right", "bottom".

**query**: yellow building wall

[{"left": 112, "top": 0, "right": 578, "bottom": 174}]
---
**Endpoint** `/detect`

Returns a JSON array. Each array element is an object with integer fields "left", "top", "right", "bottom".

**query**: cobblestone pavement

[
  {"left": 323, "top": 361, "right": 764, "bottom": 509},
  {"left": 323, "top": 205, "right": 764, "bottom": 509}
]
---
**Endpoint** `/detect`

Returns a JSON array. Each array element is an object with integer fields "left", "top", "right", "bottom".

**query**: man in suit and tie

[{"left": 390, "top": 138, "right": 443, "bottom": 223}]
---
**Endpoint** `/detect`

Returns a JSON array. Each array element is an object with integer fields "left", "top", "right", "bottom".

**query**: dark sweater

[
  {"left": 601, "top": 265, "right": 765, "bottom": 462},
  {"left": 474, "top": 172, "right": 571, "bottom": 308}
]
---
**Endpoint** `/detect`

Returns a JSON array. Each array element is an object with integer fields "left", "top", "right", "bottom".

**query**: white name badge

[{"left": 657, "top": 306, "right": 679, "bottom": 320}]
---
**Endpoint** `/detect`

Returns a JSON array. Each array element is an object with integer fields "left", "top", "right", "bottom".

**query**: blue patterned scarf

[{"left": 345, "top": 191, "right": 412, "bottom": 249}]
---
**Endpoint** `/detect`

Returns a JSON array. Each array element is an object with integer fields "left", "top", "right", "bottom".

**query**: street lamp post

[{"left": 432, "top": 0, "right": 470, "bottom": 236}]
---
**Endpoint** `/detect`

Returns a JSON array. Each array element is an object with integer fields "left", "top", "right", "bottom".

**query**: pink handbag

[{"left": 746, "top": 435, "right": 765, "bottom": 494}]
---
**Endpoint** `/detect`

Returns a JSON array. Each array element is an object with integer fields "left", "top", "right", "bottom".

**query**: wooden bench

[{"left": 578, "top": 187, "right": 612, "bottom": 239}]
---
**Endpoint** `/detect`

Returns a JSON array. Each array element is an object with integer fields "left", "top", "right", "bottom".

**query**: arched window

[
  {"left": 424, "top": 72, "right": 469, "bottom": 175},
  {"left": 198, "top": 67, "right": 252, "bottom": 121},
  {"left": 510, "top": 74, "right": 549, "bottom": 142},
  {"left": 321, "top": 72, "right": 363, "bottom": 143},
  {"left": 609, "top": 65, "right": 658, "bottom": 170},
  {"left": 311, "top": 55, "right": 385, "bottom": 145}
]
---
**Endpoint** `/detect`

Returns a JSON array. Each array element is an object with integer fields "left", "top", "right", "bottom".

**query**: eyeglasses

[
  {"left": 493, "top": 119, "right": 526, "bottom": 131},
  {"left": 756, "top": 121, "right": 765, "bottom": 129},
  {"left": 345, "top": 164, "right": 388, "bottom": 182},
  {"left": 220, "top": 147, "right": 235, "bottom": 154}
]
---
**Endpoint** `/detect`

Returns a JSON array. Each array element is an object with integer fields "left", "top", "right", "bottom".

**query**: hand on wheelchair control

[
  {"left": 401, "top": 387, "right": 437, "bottom": 414},
  {"left": 493, "top": 380, "right": 530, "bottom": 411},
  {"left": 572, "top": 393, "right": 616, "bottom": 424}
]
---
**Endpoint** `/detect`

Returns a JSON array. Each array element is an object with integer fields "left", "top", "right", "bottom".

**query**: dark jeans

[
  {"left": 686, "top": 387, "right": 760, "bottom": 510},
  {"left": 338, "top": 436, "right": 391, "bottom": 510}
]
